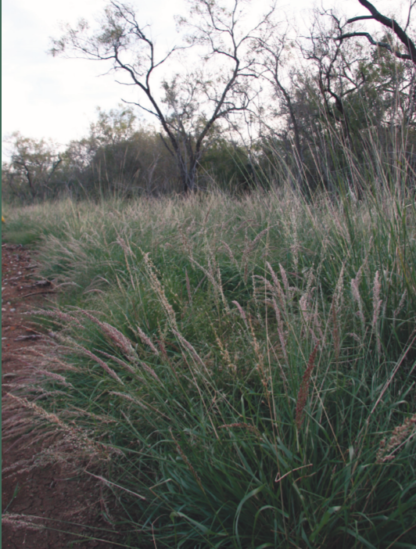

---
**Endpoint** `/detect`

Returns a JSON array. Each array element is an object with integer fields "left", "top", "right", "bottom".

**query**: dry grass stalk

[
  {"left": 242, "top": 228, "right": 269, "bottom": 283},
  {"left": 295, "top": 342, "right": 319, "bottom": 429},
  {"left": 81, "top": 311, "right": 136, "bottom": 360},
  {"left": 351, "top": 267, "right": 365, "bottom": 326},
  {"left": 275, "top": 463, "right": 313, "bottom": 484},
  {"left": 372, "top": 271, "right": 383, "bottom": 354},
  {"left": 332, "top": 305, "right": 340, "bottom": 363},
  {"left": 4, "top": 393, "right": 112, "bottom": 466},
  {"left": 393, "top": 289, "right": 407, "bottom": 326},
  {"left": 172, "top": 330, "right": 209, "bottom": 375},
  {"left": 35, "top": 369, "right": 72, "bottom": 387},
  {"left": 87, "top": 472, "right": 147, "bottom": 501},
  {"left": 299, "top": 293, "right": 311, "bottom": 324},
  {"left": 266, "top": 262, "right": 286, "bottom": 311},
  {"left": 179, "top": 227, "right": 194, "bottom": 263},
  {"left": 144, "top": 253, "right": 178, "bottom": 329},
  {"left": 111, "top": 392, "right": 171, "bottom": 419},
  {"left": 81, "top": 348, "right": 124, "bottom": 384},
  {"left": 97, "top": 349, "right": 140, "bottom": 377},
  {"left": 190, "top": 256, "right": 229, "bottom": 312},
  {"left": 138, "top": 360, "right": 160, "bottom": 381},
  {"left": 219, "top": 423, "right": 261, "bottom": 437},
  {"left": 136, "top": 325, "right": 160, "bottom": 356},
  {"left": 330, "top": 265, "right": 345, "bottom": 362},
  {"left": 185, "top": 268, "right": 192, "bottom": 306},
  {"left": 279, "top": 264, "right": 289, "bottom": 295},
  {"left": 33, "top": 309, "right": 83, "bottom": 327},
  {"left": 220, "top": 240, "right": 238, "bottom": 266},
  {"left": 232, "top": 300, "right": 248, "bottom": 329},
  {"left": 216, "top": 266, "right": 230, "bottom": 313},
  {"left": 369, "top": 332, "right": 416, "bottom": 420},
  {"left": 215, "top": 333, "right": 236, "bottom": 373},
  {"left": 376, "top": 414, "right": 416, "bottom": 463},
  {"left": 116, "top": 235, "right": 133, "bottom": 256},
  {"left": 2, "top": 513, "right": 46, "bottom": 532}
]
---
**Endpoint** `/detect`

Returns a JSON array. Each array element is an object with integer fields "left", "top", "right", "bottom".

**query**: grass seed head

[{"left": 295, "top": 342, "right": 319, "bottom": 429}]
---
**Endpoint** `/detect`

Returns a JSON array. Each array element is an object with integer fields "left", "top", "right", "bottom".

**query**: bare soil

[{"left": 2, "top": 244, "right": 119, "bottom": 548}]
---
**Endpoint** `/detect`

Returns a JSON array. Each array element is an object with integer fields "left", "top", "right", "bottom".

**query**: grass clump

[{"left": 5, "top": 185, "right": 416, "bottom": 548}]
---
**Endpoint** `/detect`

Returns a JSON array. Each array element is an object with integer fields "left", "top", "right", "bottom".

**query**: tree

[
  {"left": 3, "top": 133, "right": 63, "bottom": 200},
  {"left": 50, "top": 0, "right": 275, "bottom": 193},
  {"left": 62, "top": 106, "right": 182, "bottom": 198},
  {"left": 335, "top": 0, "right": 416, "bottom": 66}
]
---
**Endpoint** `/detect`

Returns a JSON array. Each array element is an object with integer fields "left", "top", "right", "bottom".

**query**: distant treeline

[{"left": 4, "top": 2, "right": 416, "bottom": 202}]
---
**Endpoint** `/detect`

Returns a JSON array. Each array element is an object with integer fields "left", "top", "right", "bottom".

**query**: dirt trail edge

[{"left": 2, "top": 244, "right": 118, "bottom": 549}]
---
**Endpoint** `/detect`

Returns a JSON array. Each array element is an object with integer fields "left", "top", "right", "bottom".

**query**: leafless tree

[
  {"left": 335, "top": 0, "right": 416, "bottom": 65},
  {"left": 50, "top": 0, "right": 275, "bottom": 193},
  {"left": 254, "top": 24, "right": 304, "bottom": 162}
]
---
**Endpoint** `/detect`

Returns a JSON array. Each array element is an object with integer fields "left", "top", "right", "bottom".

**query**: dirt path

[{"left": 2, "top": 244, "right": 118, "bottom": 548}]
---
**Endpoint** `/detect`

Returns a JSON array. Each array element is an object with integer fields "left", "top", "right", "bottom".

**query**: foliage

[{"left": 4, "top": 174, "right": 416, "bottom": 547}]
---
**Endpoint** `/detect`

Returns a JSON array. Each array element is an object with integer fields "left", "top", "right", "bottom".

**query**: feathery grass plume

[
  {"left": 220, "top": 240, "right": 238, "bottom": 266},
  {"left": 33, "top": 309, "right": 83, "bottom": 327},
  {"left": 116, "top": 235, "right": 133, "bottom": 256},
  {"left": 351, "top": 266, "right": 365, "bottom": 327},
  {"left": 330, "top": 265, "right": 345, "bottom": 361},
  {"left": 96, "top": 350, "right": 140, "bottom": 377},
  {"left": 219, "top": 423, "right": 261, "bottom": 437},
  {"left": 232, "top": 300, "right": 248, "bottom": 329},
  {"left": 179, "top": 225, "right": 194, "bottom": 263},
  {"left": 35, "top": 369, "right": 72, "bottom": 387},
  {"left": 215, "top": 332, "right": 236, "bottom": 372},
  {"left": 138, "top": 360, "right": 160, "bottom": 381},
  {"left": 393, "top": 289, "right": 407, "bottom": 327},
  {"left": 117, "top": 235, "right": 136, "bottom": 291},
  {"left": 332, "top": 305, "right": 340, "bottom": 363},
  {"left": 279, "top": 263, "right": 289, "bottom": 295},
  {"left": 185, "top": 268, "right": 192, "bottom": 306},
  {"left": 215, "top": 265, "right": 230, "bottom": 313},
  {"left": 299, "top": 293, "right": 311, "bottom": 324},
  {"left": 376, "top": 414, "right": 416, "bottom": 463},
  {"left": 81, "top": 311, "right": 136, "bottom": 360},
  {"left": 172, "top": 330, "right": 209, "bottom": 375},
  {"left": 4, "top": 393, "right": 111, "bottom": 461},
  {"left": 332, "top": 264, "right": 345, "bottom": 311},
  {"left": 110, "top": 392, "right": 170, "bottom": 419},
  {"left": 347, "top": 332, "right": 362, "bottom": 344},
  {"left": 2, "top": 513, "right": 45, "bottom": 532},
  {"left": 283, "top": 205, "right": 299, "bottom": 272},
  {"left": 241, "top": 227, "right": 269, "bottom": 283},
  {"left": 267, "top": 262, "right": 286, "bottom": 310},
  {"left": 272, "top": 298, "right": 289, "bottom": 373},
  {"left": 372, "top": 270, "right": 383, "bottom": 354},
  {"left": 143, "top": 252, "right": 178, "bottom": 330},
  {"left": 135, "top": 325, "right": 160, "bottom": 356},
  {"left": 295, "top": 342, "right": 319, "bottom": 429},
  {"left": 80, "top": 348, "right": 124, "bottom": 384}
]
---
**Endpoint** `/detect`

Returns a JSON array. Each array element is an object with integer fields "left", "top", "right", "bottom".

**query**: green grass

[{"left": 3, "top": 185, "right": 416, "bottom": 548}]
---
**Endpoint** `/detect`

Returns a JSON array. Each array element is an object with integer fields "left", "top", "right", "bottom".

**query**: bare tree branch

[{"left": 338, "top": 0, "right": 416, "bottom": 65}]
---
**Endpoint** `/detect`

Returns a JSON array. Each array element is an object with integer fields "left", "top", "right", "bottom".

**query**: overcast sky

[{"left": 2, "top": 0, "right": 405, "bottom": 160}]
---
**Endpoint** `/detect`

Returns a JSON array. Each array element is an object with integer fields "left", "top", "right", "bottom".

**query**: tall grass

[{"left": 3, "top": 181, "right": 416, "bottom": 547}]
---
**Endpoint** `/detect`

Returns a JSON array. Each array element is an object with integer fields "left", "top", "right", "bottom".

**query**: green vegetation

[
  {"left": 3, "top": 1, "right": 416, "bottom": 546},
  {"left": 4, "top": 180, "right": 416, "bottom": 547}
]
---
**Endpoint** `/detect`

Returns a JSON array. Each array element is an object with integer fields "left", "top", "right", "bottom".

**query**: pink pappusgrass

[
  {"left": 295, "top": 343, "right": 319, "bottom": 429},
  {"left": 81, "top": 311, "right": 136, "bottom": 360},
  {"left": 376, "top": 414, "right": 416, "bottom": 463},
  {"left": 82, "top": 348, "right": 124, "bottom": 384}
]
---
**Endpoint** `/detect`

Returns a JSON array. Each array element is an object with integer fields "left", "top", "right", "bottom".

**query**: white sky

[{"left": 2, "top": 0, "right": 407, "bottom": 160}]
